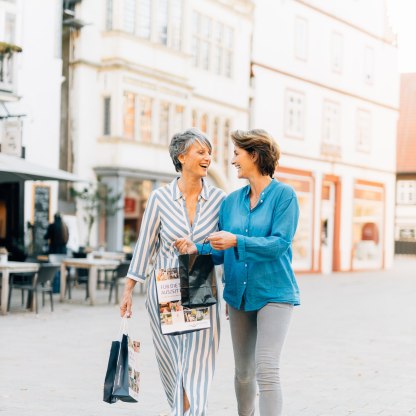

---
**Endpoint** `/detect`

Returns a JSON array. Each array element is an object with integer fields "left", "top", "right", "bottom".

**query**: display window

[
  {"left": 277, "top": 170, "right": 314, "bottom": 271},
  {"left": 352, "top": 182, "right": 384, "bottom": 269}
]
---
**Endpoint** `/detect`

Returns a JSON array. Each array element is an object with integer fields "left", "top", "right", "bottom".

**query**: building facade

[
  {"left": 395, "top": 73, "right": 416, "bottom": 255},
  {"left": 63, "top": 0, "right": 253, "bottom": 251},
  {"left": 0, "top": 0, "right": 64, "bottom": 258},
  {"left": 251, "top": 0, "right": 399, "bottom": 272}
]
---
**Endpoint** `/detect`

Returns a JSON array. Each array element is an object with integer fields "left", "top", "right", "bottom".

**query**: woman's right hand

[{"left": 119, "top": 278, "right": 136, "bottom": 318}]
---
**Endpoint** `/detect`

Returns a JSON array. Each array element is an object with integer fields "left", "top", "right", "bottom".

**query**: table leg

[
  {"left": 1, "top": 270, "right": 9, "bottom": 315},
  {"left": 60, "top": 263, "right": 66, "bottom": 302},
  {"left": 89, "top": 267, "right": 97, "bottom": 305}
]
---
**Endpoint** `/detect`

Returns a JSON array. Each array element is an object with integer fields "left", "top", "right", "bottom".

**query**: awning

[{"left": 0, "top": 153, "right": 85, "bottom": 183}]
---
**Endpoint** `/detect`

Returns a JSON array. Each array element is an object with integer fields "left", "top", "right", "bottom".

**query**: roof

[{"left": 397, "top": 73, "right": 416, "bottom": 174}]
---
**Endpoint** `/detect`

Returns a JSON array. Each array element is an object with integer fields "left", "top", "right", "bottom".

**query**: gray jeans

[{"left": 228, "top": 303, "right": 293, "bottom": 416}]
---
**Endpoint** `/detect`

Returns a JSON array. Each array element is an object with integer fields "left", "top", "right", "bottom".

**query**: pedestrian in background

[
  {"left": 120, "top": 128, "right": 226, "bottom": 416},
  {"left": 44, "top": 212, "right": 69, "bottom": 254},
  {"left": 177, "top": 129, "right": 300, "bottom": 416}
]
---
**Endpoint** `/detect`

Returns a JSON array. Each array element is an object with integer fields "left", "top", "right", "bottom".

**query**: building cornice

[
  {"left": 193, "top": 92, "right": 249, "bottom": 113},
  {"left": 251, "top": 61, "right": 399, "bottom": 112},
  {"left": 283, "top": 151, "right": 396, "bottom": 176},
  {"left": 294, "top": 0, "right": 397, "bottom": 46},
  {"left": 70, "top": 58, "right": 191, "bottom": 90}
]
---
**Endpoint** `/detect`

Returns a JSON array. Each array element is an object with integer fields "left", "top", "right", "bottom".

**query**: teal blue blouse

[{"left": 199, "top": 179, "right": 300, "bottom": 311}]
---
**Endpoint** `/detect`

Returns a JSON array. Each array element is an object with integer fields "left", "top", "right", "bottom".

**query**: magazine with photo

[
  {"left": 156, "top": 268, "right": 211, "bottom": 335},
  {"left": 127, "top": 337, "right": 140, "bottom": 401}
]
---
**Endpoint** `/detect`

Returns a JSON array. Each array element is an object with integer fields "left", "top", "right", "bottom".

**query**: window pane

[
  {"left": 200, "top": 113, "right": 208, "bottom": 133},
  {"left": 138, "top": 0, "right": 151, "bottom": 39},
  {"left": 294, "top": 17, "right": 307, "bottom": 61},
  {"left": 157, "top": 0, "right": 168, "bottom": 45},
  {"left": 123, "top": 0, "right": 136, "bottom": 33},
  {"left": 170, "top": 0, "right": 182, "bottom": 50},
  {"left": 173, "top": 105, "right": 184, "bottom": 133},
  {"left": 201, "top": 40, "right": 210, "bottom": 70},
  {"left": 192, "top": 110, "right": 198, "bottom": 127},
  {"left": 123, "top": 92, "right": 136, "bottom": 140},
  {"left": 356, "top": 109, "right": 371, "bottom": 152},
  {"left": 5, "top": 13, "right": 16, "bottom": 43},
  {"left": 105, "top": 0, "right": 113, "bottom": 30},
  {"left": 159, "top": 102, "right": 170, "bottom": 145},
  {"left": 103, "top": 97, "right": 111, "bottom": 135},
  {"left": 139, "top": 97, "right": 152, "bottom": 143},
  {"left": 331, "top": 32, "right": 343, "bottom": 73},
  {"left": 285, "top": 90, "right": 305, "bottom": 138}
]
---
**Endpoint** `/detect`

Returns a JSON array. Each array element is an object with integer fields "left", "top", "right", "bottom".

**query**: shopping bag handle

[
  {"left": 201, "top": 237, "right": 212, "bottom": 255},
  {"left": 118, "top": 316, "right": 129, "bottom": 340}
]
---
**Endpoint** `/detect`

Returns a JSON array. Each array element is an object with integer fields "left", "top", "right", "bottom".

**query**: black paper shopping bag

[
  {"left": 178, "top": 252, "right": 217, "bottom": 308},
  {"left": 103, "top": 319, "right": 140, "bottom": 404}
]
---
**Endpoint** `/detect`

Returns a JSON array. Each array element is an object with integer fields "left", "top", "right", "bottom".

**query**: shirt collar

[
  {"left": 245, "top": 178, "right": 276, "bottom": 199},
  {"left": 171, "top": 177, "right": 210, "bottom": 201}
]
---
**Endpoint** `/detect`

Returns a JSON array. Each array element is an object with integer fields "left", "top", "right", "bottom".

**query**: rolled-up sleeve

[
  {"left": 127, "top": 192, "right": 160, "bottom": 283},
  {"left": 235, "top": 196, "right": 299, "bottom": 263}
]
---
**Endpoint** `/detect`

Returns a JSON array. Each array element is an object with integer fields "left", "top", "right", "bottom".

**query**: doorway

[{"left": 320, "top": 181, "right": 336, "bottom": 274}]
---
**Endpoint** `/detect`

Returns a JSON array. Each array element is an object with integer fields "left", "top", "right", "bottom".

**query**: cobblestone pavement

[{"left": 1, "top": 257, "right": 416, "bottom": 416}]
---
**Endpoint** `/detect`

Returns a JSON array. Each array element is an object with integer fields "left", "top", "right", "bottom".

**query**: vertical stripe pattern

[{"left": 127, "top": 178, "right": 226, "bottom": 416}]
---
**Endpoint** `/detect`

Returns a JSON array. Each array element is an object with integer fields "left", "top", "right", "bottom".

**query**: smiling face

[
  {"left": 231, "top": 146, "right": 259, "bottom": 179},
  {"left": 178, "top": 141, "right": 212, "bottom": 178}
]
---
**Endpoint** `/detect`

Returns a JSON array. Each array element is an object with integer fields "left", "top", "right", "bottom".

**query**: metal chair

[
  {"left": 7, "top": 263, "right": 60, "bottom": 313},
  {"left": 108, "top": 261, "right": 130, "bottom": 304}
]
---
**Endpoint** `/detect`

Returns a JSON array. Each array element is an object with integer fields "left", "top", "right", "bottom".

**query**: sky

[{"left": 386, "top": 0, "right": 416, "bottom": 72}]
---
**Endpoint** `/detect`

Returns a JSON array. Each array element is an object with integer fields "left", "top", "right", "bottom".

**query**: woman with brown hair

[{"left": 177, "top": 129, "right": 300, "bottom": 416}]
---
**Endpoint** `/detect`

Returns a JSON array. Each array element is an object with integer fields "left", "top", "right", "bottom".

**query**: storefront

[
  {"left": 351, "top": 180, "right": 384, "bottom": 270},
  {"left": 277, "top": 168, "right": 315, "bottom": 272}
]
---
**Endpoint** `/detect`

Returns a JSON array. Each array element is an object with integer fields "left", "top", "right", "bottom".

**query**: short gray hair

[{"left": 169, "top": 128, "right": 212, "bottom": 172}]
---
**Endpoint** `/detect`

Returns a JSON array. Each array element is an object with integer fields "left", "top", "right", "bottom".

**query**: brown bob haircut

[{"left": 231, "top": 129, "right": 280, "bottom": 177}]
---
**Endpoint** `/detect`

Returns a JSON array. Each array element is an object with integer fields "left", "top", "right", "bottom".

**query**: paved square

[{"left": 1, "top": 257, "right": 415, "bottom": 415}]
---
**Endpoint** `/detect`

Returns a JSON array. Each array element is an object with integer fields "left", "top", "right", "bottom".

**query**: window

[
  {"left": 5, "top": 13, "right": 16, "bottom": 43},
  {"left": 294, "top": 17, "right": 307, "bottom": 61},
  {"left": 123, "top": 92, "right": 136, "bottom": 140},
  {"left": 159, "top": 102, "right": 170, "bottom": 145},
  {"left": 285, "top": 90, "right": 305, "bottom": 139},
  {"left": 364, "top": 46, "right": 374, "bottom": 84},
  {"left": 356, "top": 109, "right": 371, "bottom": 152},
  {"left": 397, "top": 181, "right": 416, "bottom": 205},
  {"left": 138, "top": 96, "right": 152, "bottom": 142},
  {"left": 200, "top": 113, "right": 208, "bottom": 133},
  {"left": 105, "top": 0, "right": 113, "bottom": 30},
  {"left": 322, "top": 100, "right": 340, "bottom": 145},
  {"left": 170, "top": 0, "right": 182, "bottom": 50},
  {"left": 192, "top": 109, "right": 198, "bottom": 127},
  {"left": 157, "top": 0, "right": 168, "bottom": 45},
  {"left": 138, "top": 0, "right": 151, "bottom": 39},
  {"left": 192, "top": 12, "right": 233, "bottom": 77},
  {"left": 173, "top": 105, "right": 184, "bottom": 134},
  {"left": 103, "top": 97, "right": 111, "bottom": 135},
  {"left": 321, "top": 100, "right": 341, "bottom": 156},
  {"left": 331, "top": 32, "right": 343, "bottom": 73},
  {"left": 123, "top": 0, "right": 136, "bottom": 33}
]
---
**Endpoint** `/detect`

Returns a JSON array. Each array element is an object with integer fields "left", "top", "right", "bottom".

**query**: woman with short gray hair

[{"left": 120, "top": 128, "right": 226, "bottom": 416}]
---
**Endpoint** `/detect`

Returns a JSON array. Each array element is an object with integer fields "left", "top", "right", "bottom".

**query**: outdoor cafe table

[
  {"left": 60, "top": 258, "right": 119, "bottom": 305},
  {"left": 0, "top": 262, "right": 40, "bottom": 315},
  {"left": 91, "top": 251, "right": 126, "bottom": 261}
]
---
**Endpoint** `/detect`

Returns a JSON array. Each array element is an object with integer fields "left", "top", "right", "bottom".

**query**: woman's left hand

[
  {"left": 175, "top": 238, "right": 197, "bottom": 254},
  {"left": 207, "top": 231, "right": 237, "bottom": 251}
]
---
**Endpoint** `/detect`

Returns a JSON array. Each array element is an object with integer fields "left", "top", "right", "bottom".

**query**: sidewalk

[{"left": 0, "top": 257, "right": 415, "bottom": 416}]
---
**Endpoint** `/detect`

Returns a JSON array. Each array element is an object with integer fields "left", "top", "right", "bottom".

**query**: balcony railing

[{"left": 0, "top": 53, "right": 15, "bottom": 92}]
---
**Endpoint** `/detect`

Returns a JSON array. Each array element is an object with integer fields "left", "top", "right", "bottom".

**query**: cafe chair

[
  {"left": 108, "top": 261, "right": 130, "bottom": 304},
  {"left": 7, "top": 263, "right": 60, "bottom": 313}
]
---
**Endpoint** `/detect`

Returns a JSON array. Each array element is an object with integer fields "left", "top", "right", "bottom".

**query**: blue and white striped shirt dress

[{"left": 127, "top": 178, "right": 226, "bottom": 416}]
